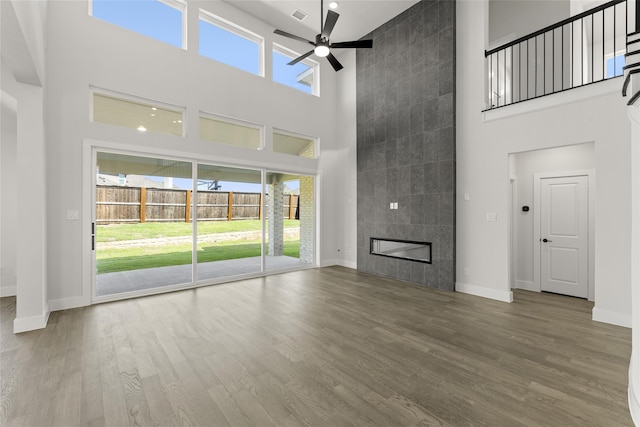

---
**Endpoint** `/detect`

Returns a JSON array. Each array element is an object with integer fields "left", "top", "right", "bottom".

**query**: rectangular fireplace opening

[{"left": 370, "top": 238, "right": 432, "bottom": 264}]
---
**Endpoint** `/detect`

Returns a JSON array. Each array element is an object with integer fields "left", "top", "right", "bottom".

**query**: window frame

[
  {"left": 199, "top": 112, "right": 265, "bottom": 151},
  {"left": 89, "top": 0, "right": 187, "bottom": 50},
  {"left": 90, "top": 87, "right": 186, "bottom": 137},
  {"left": 272, "top": 128, "right": 318, "bottom": 159},
  {"left": 273, "top": 43, "right": 320, "bottom": 96},
  {"left": 198, "top": 9, "right": 265, "bottom": 77}
]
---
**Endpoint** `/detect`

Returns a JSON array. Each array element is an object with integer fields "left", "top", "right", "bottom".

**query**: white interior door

[{"left": 540, "top": 175, "right": 589, "bottom": 298}]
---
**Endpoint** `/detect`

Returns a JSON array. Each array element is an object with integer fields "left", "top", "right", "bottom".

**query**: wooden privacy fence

[{"left": 96, "top": 186, "right": 299, "bottom": 224}]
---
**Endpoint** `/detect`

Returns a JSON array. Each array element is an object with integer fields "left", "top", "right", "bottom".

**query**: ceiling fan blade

[
  {"left": 326, "top": 52, "right": 343, "bottom": 71},
  {"left": 330, "top": 39, "right": 373, "bottom": 49},
  {"left": 274, "top": 29, "right": 315, "bottom": 46},
  {"left": 288, "top": 50, "right": 315, "bottom": 66},
  {"left": 321, "top": 10, "right": 339, "bottom": 40}
]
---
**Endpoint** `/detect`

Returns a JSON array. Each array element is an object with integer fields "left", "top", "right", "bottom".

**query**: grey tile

[
  {"left": 398, "top": 165, "right": 412, "bottom": 195},
  {"left": 423, "top": 261, "right": 439, "bottom": 289},
  {"left": 397, "top": 259, "right": 412, "bottom": 282},
  {"left": 410, "top": 261, "right": 425, "bottom": 284},
  {"left": 385, "top": 139, "right": 398, "bottom": 168},
  {"left": 439, "top": 160, "right": 455, "bottom": 192},
  {"left": 439, "top": 26, "right": 454, "bottom": 63},
  {"left": 387, "top": 167, "right": 398, "bottom": 196},
  {"left": 410, "top": 164, "right": 425, "bottom": 194},
  {"left": 424, "top": 162, "right": 439, "bottom": 193},
  {"left": 424, "top": 193, "right": 440, "bottom": 225},
  {"left": 438, "top": 225, "right": 455, "bottom": 259},
  {"left": 423, "top": 2, "right": 439, "bottom": 37},
  {"left": 424, "top": 34, "right": 439, "bottom": 67},
  {"left": 424, "top": 101, "right": 438, "bottom": 131},
  {"left": 424, "top": 65, "right": 439, "bottom": 100},
  {"left": 410, "top": 103, "right": 424, "bottom": 135},
  {"left": 439, "top": 192, "right": 455, "bottom": 225},
  {"left": 385, "top": 113, "right": 398, "bottom": 141},
  {"left": 397, "top": 78, "right": 411, "bottom": 106},
  {"left": 397, "top": 106, "right": 411, "bottom": 138},
  {"left": 409, "top": 72, "right": 426, "bottom": 106},
  {"left": 438, "top": 258, "right": 455, "bottom": 291},
  {"left": 373, "top": 168, "right": 387, "bottom": 197},
  {"left": 439, "top": 60, "right": 454, "bottom": 96},
  {"left": 410, "top": 194, "right": 426, "bottom": 225},
  {"left": 424, "top": 130, "right": 438, "bottom": 162},
  {"left": 397, "top": 136, "right": 412, "bottom": 167},
  {"left": 438, "top": 127, "right": 455, "bottom": 161},
  {"left": 409, "top": 134, "right": 425, "bottom": 165},
  {"left": 384, "top": 79, "right": 399, "bottom": 111},
  {"left": 439, "top": 0, "right": 455, "bottom": 29},
  {"left": 398, "top": 194, "right": 411, "bottom": 224},
  {"left": 438, "top": 93, "right": 454, "bottom": 129}
]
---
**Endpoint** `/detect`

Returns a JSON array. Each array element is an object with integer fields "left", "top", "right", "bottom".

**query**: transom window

[
  {"left": 90, "top": 0, "right": 186, "bottom": 49},
  {"left": 199, "top": 10, "right": 264, "bottom": 76},
  {"left": 92, "top": 90, "right": 184, "bottom": 137},
  {"left": 273, "top": 130, "right": 316, "bottom": 159},
  {"left": 200, "top": 113, "right": 263, "bottom": 150},
  {"left": 273, "top": 44, "right": 319, "bottom": 96}
]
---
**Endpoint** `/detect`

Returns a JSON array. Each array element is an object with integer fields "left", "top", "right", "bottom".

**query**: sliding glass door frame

[{"left": 85, "top": 142, "right": 316, "bottom": 304}]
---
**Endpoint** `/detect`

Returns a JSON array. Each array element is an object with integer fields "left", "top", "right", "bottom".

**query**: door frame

[
  {"left": 82, "top": 138, "right": 319, "bottom": 305},
  {"left": 533, "top": 170, "right": 595, "bottom": 300}
]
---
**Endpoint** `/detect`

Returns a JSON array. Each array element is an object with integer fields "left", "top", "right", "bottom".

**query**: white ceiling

[{"left": 224, "top": 0, "right": 420, "bottom": 45}]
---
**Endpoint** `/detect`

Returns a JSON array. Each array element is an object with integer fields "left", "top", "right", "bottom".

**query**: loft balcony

[{"left": 484, "top": 0, "right": 634, "bottom": 111}]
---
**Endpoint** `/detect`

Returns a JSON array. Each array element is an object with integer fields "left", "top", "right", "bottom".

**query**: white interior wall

[
  {"left": 488, "top": 0, "right": 569, "bottom": 45},
  {"left": 511, "top": 143, "right": 595, "bottom": 291},
  {"left": 45, "top": 0, "right": 351, "bottom": 308},
  {"left": 458, "top": 0, "right": 631, "bottom": 327},
  {"left": 0, "top": 128, "right": 18, "bottom": 297}
]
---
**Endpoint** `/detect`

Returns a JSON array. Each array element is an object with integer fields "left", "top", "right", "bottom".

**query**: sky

[{"left": 92, "top": 0, "right": 313, "bottom": 93}]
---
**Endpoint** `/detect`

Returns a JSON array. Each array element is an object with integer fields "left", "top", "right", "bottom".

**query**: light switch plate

[{"left": 67, "top": 210, "right": 79, "bottom": 220}]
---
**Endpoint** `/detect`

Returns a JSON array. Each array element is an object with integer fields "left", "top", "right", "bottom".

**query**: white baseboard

[
  {"left": 0, "top": 285, "right": 17, "bottom": 297},
  {"left": 592, "top": 306, "right": 632, "bottom": 328},
  {"left": 13, "top": 304, "right": 50, "bottom": 333},
  {"left": 629, "top": 360, "right": 640, "bottom": 426},
  {"left": 49, "top": 295, "right": 90, "bottom": 312},
  {"left": 515, "top": 280, "right": 538, "bottom": 292},
  {"left": 455, "top": 282, "right": 513, "bottom": 303},
  {"left": 320, "top": 259, "right": 357, "bottom": 269}
]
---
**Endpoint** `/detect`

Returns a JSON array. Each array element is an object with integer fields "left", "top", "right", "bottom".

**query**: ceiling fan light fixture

[{"left": 314, "top": 45, "right": 330, "bottom": 57}]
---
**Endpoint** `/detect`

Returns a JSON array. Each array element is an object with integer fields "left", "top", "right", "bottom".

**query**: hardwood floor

[{"left": 0, "top": 266, "right": 633, "bottom": 426}]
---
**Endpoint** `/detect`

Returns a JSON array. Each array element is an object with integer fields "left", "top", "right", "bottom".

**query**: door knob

[{"left": 542, "top": 238, "right": 552, "bottom": 243}]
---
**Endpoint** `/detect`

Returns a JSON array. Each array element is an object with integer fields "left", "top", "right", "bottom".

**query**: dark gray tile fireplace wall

[{"left": 356, "top": 0, "right": 455, "bottom": 290}]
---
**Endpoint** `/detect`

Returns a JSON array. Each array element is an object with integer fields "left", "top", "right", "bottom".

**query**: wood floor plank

[{"left": 0, "top": 267, "right": 634, "bottom": 425}]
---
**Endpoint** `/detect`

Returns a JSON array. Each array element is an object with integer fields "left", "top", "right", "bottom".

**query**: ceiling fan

[{"left": 273, "top": 0, "right": 373, "bottom": 71}]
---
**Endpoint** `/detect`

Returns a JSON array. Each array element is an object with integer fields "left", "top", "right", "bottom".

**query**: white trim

[
  {"left": 455, "top": 282, "right": 514, "bottom": 303},
  {"left": 272, "top": 127, "right": 318, "bottom": 159},
  {"left": 321, "top": 259, "right": 358, "bottom": 269},
  {"left": 592, "top": 306, "right": 632, "bottom": 328},
  {"left": 0, "top": 286, "right": 17, "bottom": 297},
  {"left": 630, "top": 354, "right": 640, "bottom": 425},
  {"left": 515, "top": 280, "right": 537, "bottom": 292},
  {"left": 13, "top": 305, "right": 50, "bottom": 333},
  {"left": 49, "top": 296, "right": 88, "bottom": 312},
  {"left": 533, "top": 169, "right": 595, "bottom": 301}
]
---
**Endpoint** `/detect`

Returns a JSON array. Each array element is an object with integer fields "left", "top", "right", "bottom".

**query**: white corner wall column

[
  {"left": 627, "top": 102, "right": 640, "bottom": 424},
  {"left": 13, "top": 83, "right": 49, "bottom": 333}
]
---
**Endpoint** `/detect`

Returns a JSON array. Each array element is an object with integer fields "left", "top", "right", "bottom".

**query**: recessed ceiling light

[
  {"left": 137, "top": 125, "right": 147, "bottom": 132},
  {"left": 329, "top": 2, "right": 339, "bottom": 9},
  {"left": 150, "top": 113, "right": 156, "bottom": 117},
  {"left": 151, "top": 107, "right": 157, "bottom": 111}
]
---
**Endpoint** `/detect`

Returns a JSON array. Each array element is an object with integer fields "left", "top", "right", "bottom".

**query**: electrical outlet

[
  {"left": 486, "top": 212, "right": 497, "bottom": 222},
  {"left": 464, "top": 267, "right": 470, "bottom": 277}
]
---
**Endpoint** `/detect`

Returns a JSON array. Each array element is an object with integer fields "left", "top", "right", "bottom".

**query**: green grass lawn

[
  {"left": 96, "top": 220, "right": 299, "bottom": 242},
  {"left": 96, "top": 221, "right": 301, "bottom": 274}
]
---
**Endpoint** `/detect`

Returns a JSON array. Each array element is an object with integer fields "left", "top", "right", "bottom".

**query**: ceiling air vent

[{"left": 291, "top": 9, "right": 307, "bottom": 21}]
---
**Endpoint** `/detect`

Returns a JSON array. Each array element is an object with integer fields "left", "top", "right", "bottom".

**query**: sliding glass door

[
  {"left": 93, "top": 150, "right": 315, "bottom": 300},
  {"left": 94, "top": 151, "right": 193, "bottom": 297},
  {"left": 196, "top": 164, "right": 263, "bottom": 281}
]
